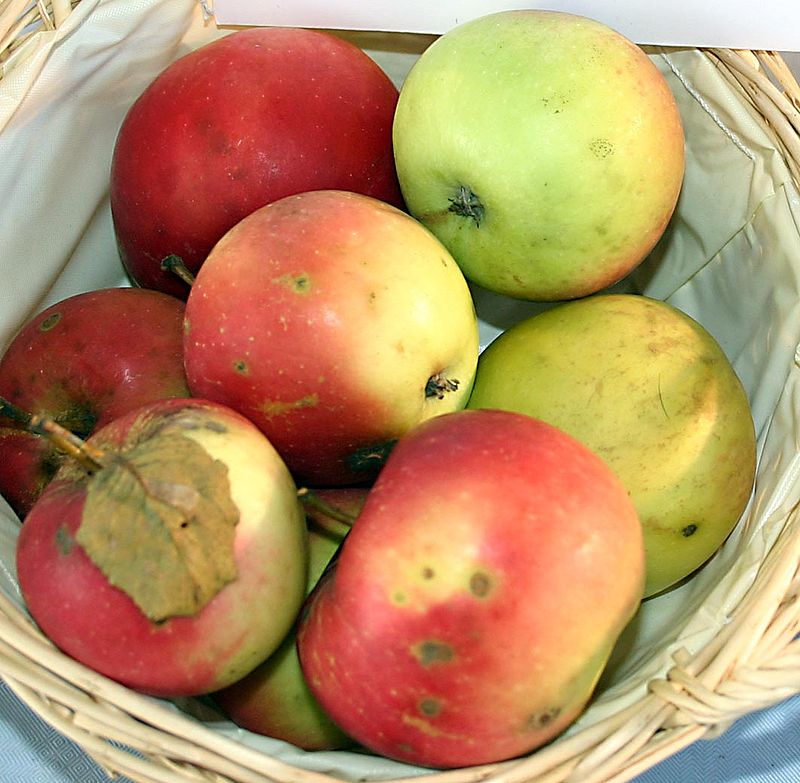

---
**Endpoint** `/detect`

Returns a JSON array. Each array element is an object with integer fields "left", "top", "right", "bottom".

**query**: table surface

[{"left": 1, "top": 677, "right": 798, "bottom": 783}]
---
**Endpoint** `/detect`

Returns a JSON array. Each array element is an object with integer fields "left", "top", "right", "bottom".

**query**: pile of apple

[{"left": 0, "top": 10, "right": 758, "bottom": 770}]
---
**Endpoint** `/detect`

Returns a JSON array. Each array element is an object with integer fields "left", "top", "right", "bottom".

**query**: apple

[
  {"left": 0, "top": 287, "right": 190, "bottom": 520},
  {"left": 297, "top": 409, "right": 644, "bottom": 768},
  {"left": 15, "top": 397, "right": 309, "bottom": 697},
  {"left": 392, "top": 10, "right": 685, "bottom": 301},
  {"left": 467, "top": 294, "right": 757, "bottom": 597},
  {"left": 213, "top": 488, "right": 366, "bottom": 750},
  {"left": 183, "top": 189, "right": 480, "bottom": 486},
  {"left": 110, "top": 26, "right": 405, "bottom": 299}
]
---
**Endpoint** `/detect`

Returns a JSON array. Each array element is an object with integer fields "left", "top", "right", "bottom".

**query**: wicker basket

[{"left": 1, "top": 2, "right": 800, "bottom": 782}]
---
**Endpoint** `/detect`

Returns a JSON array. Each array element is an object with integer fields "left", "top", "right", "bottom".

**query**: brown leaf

[{"left": 76, "top": 430, "right": 239, "bottom": 623}]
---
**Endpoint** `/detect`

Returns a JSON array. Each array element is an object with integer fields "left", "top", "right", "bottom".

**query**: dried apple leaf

[{"left": 76, "top": 430, "right": 239, "bottom": 623}]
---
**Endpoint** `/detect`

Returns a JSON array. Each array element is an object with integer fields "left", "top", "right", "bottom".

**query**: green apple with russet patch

[
  {"left": 392, "top": 10, "right": 685, "bottom": 301},
  {"left": 467, "top": 294, "right": 757, "bottom": 596}
]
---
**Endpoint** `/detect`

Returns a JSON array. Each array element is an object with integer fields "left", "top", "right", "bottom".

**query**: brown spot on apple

[
  {"left": 39, "top": 312, "right": 62, "bottom": 332},
  {"left": 589, "top": 138, "right": 614, "bottom": 159},
  {"left": 55, "top": 525, "right": 75, "bottom": 556},
  {"left": 412, "top": 640, "right": 454, "bottom": 667},
  {"left": 259, "top": 394, "right": 319, "bottom": 419},
  {"left": 391, "top": 590, "right": 407, "bottom": 605},
  {"left": 274, "top": 272, "right": 312, "bottom": 294},
  {"left": 232, "top": 359, "right": 249, "bottom": 375},
  {"left": 469, "top": 570, "right": 493, "bottom": 597},
  {"left": 524, "top": 706, "right": 561, "bottom": 730},
  {"left": 419, "top": 697, "right": 442, "bottom": 717}
]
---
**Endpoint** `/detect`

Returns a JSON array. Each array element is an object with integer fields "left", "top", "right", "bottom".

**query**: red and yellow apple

[
  {"left": 183, "top": 189, "right": 480, "bottom": 486},
  {"left": 297, "top": 409, "right": 644, "bottom": 768},
  {"left": 16, "top": 397, "right": 308, "bottom": 697}
]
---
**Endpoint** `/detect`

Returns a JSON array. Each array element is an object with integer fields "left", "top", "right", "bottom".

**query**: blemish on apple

[
  {"left": 39, "top": 313, "right": 62, "bottom": 332},
  {"left": 681, "top": 523, "right": 698, "bottom": 537},
  {"left": 419, "top": 697, "right": 442, "bottom": 717},
  {"left": 469, "top": 570, "right": 493, "bottom": 597},
  {"left": 274, "top": 272, "right": 312, "bottom": 294},
  {"left": 232, "top": 359, "right": 249, "bottom": 375},
  {"left": 524, "top": 706, "right": 561, "bottom": 730},
  {"left": 259, "top": 394, "right": 319, "bottom": 418},
  {"left": 55, "top": 524, "right": 75, "bottom": 556},
  {"left": 391, "top": 589, "right": 407, "bottom": 605},
  {"left": 412, "top": 639, "right": 454, "bottom": 666},
  {"left": 589, "top": 138, "right": 614, "bottom": 159}
]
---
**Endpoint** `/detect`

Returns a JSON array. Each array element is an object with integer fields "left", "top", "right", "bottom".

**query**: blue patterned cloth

[{"left": 1, "top": 678, "right": 798, "bottom": 782}]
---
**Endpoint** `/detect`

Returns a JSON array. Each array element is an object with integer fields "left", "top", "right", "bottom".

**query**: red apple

[
  {"left": 297, "top": 409, "right": 645, "bottom": 768},
  {"left": 16, "top": 397, "right": 309, "bottom": 697},
  {"left": 213, "top": 488, "right": 366, "bottom": 750},
  {"left": 183, "top": 189, "right": 480, "bottom": 486},
  {"left": 0, "top": 287, "right": 190, "bottom": 520},
  {"left": 110, "top": 27, "right": 405, "bottom": 299}
]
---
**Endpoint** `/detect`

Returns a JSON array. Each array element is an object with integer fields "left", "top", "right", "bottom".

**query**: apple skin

[
  {"left": 16, "top": 397, "right": 309, "bottom": 697},
  {"left": 0, "top": 287, "right": 190, "bottom": 520},
  {"left": 296, "top": 409, "right": 644, "bottom": 768},
  {"left": 212, "top": 488, "right": 366, "bottom": 750},
  {"left": 183, "top": 189, "right": 480, "bottom": 486},
  {"left": 392, "top": 10, "right": 685, "bottom": 301},
  {"left": 110, "top": 27, "right": 404, "bottom": 299},
  {"left": 467, "top": 294, "right": 757, "bottom": 597}
]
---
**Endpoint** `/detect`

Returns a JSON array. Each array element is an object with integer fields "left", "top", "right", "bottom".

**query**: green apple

[
  {"left": 468, "top": 294, "right": 757, "bottom": 596},
  {"left": 392, "top": 10, "right": 685, "bottom": 301}
]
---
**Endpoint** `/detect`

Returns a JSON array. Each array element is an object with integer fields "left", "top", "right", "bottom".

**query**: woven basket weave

[{"left": 1, "top": 2, "right": 800, "bottom": 783}]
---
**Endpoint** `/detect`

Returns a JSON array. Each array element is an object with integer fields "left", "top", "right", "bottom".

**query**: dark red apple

[
  {"left": 297, "top": 409, "right": 645, "bottom": 768},
  {"left": 0, "top": 287, "right": 190, "bottom": 519},
  {"left": 16, "top": 397, "right": 309, "bottom": 697},
  {"left": 110, "top": 27, "right": 405, "bottom": 298}
]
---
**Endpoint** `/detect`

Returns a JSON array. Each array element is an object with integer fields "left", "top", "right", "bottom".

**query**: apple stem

[
  {"left": 0, "top": 395, "right": 107, "bottom": 474},
  {"left": 297, "top": 488, "right": 358, "bottom": 527},
  {"left": 425, "top": 373, "right": 460, "bottom": 399},
  {"left": 448, "top": 185, "right": 484, "bottom": 227},
  {"left": 161, "top": 255, "right": 196, "bottom": 287}
]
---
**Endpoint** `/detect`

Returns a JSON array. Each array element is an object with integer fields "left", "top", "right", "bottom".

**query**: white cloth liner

[{"left": 1, "top": 1, "right": 799, "bottom": 779}]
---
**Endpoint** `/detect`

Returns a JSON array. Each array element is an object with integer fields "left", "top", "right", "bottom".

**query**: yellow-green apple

[
  {"left": 15, "top": 397, "right": 308, "bottom": 697},
  {"left": 111, "top": 27, "right": 404, "bottom": 299},
  {"left": 213, "top": 488, "right": 366, "bottom": 750},
  {"left": 392, "top": 10, "right": 685, "bottom": 301},
  {"left": 0, "top": 287, "right": 190, "bottom": 520},
  {"left": 297, "top": 409, "right": 644, "bottom": 768},
  {"left": 467, "top": 294, "right": 757, "bottom": 597},
  {"left": 183, "top": 189, "right": 480, "bottom": 486}
]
